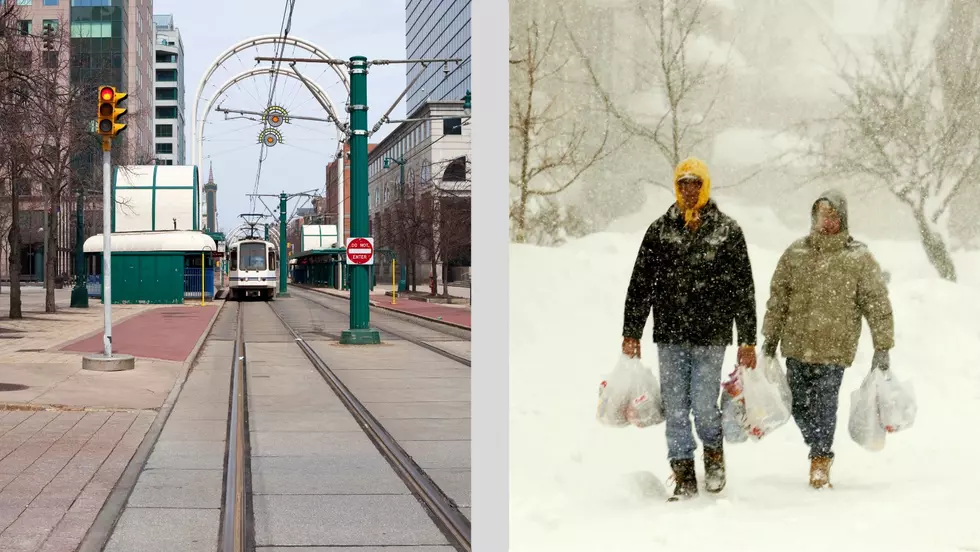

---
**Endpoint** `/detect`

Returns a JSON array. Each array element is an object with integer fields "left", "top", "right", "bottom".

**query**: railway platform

[
  {"left": 96, "top": 288, "right": 471, "bottom": 551},
  {"left": 296, "top": 284, "right": 472, "bottom": 329},
  {"left": 0, "top": 289, "right": 225, "bottom": 552}
]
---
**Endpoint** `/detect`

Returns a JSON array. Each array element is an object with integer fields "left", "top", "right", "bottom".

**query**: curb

[
  {"left": 293, "top": 284, "right": 471, "bottom": 332},
  {"left": 76, "top": 298, "right": 228, "bottom": 552}
]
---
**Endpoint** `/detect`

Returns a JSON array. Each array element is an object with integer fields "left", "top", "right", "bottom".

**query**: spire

[{"left": 207, "top": 162, "right": 214, "bottom": 184}]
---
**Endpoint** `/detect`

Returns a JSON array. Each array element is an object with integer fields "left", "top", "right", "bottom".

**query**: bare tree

[
  {"left": 566, "top": 0, "right": 735, "bottom": 179},
  {"left": 0, "top": 1, "right": 39, "bottom": 318},
  {"left": 509, "top": 16, "right": 614, "bottom": 243},
  {"left": 422, "top": 156, "right": 471, "bottom": 299},
  {"left": 801, "top": 1, "right": 978, "bottom": 281}
]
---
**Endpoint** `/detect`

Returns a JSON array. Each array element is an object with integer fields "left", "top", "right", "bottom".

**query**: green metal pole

[
  {"left": 340, "top": 55, "right": 380, "bottom": 345},
  {"left": 264, "top": 223, "right": 269, "bottom": 241},
  {"left": 70, "top": 187, "right": 88, "bottom": 308},
  {"left": 278, "top": 193, "right": 290, "bottom": 297}
]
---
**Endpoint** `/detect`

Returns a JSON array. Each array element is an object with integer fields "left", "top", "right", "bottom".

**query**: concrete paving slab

[
  {"left": 144, "top": 440, "right": 225, "bottom": 470},
  {"left": 360, "top": 401, "right": 471, "bottom": 420},
  {"left": 249, "top": 430, "right": 376, "bottom": 458},
  {"left": 250, "top": 455, "right": 409, "bottom": 496},
  {"left": 252, "top": 494, "right": 448, "bottom": 547},
  {"left": 125, "top": 469, "right": 223, "bottom": 509},
  {"left": 345, "top": 386, "right": 471, "bottom": 403},
  {"left": 400, "top": 440, "right": 470, "bottom": 470},
  {"left": 254, "top": 548, "right": 456, "bottom": 552},
  {"left": 166, "top": 404, "right": 229, "bottom": 421},
  {"left": 158, "top": 419, "right": 228, "bottom": 441},
  {"left": 102, "top": 507, "right": 220, "bottom": 552},
  {"left": 330, "top": 368, "right": 470, "bottom": 379},
  {"left": 248, "top": 411, "right": 361, "bottom": 433},
  {"left": 379, "top": 417, "right": 471, "bottom": 441},
  {"left": 426, "top": 468, "right": 471, "bottom": 508},
  {"left": 26, "top": 360, "right": 182, "bottom": 410}
]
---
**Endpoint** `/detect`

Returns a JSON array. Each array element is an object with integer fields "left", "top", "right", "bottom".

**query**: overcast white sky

[{"left": 151, "top": 0, "right": 409, "bottom": 234}]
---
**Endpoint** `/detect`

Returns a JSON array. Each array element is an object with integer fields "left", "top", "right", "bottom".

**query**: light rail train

[{"left": 227, "top": 239, "right": 279, "bottom": 300}]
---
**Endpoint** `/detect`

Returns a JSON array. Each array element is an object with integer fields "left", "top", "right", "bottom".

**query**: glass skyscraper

[{"left": 405, "top": 0, "right": 471, "bottom": 116}]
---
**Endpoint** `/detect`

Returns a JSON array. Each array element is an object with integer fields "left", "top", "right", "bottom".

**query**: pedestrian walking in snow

[
  {"left": 621, "top": 157, "right": 758, "bottom": 502},
  {"left": 761, "top": 190, "right": 894, "bottom": 490}
]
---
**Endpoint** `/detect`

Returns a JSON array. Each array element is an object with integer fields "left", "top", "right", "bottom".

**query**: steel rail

[
  {"left": 265, "top": 302, "right": 471, "bottom": 552},
  {"left": 220, "top": 302, "right": 250, "bottom": 552},
  {"left": 292, "top": 289, "right": 471, "bottom": 367}
]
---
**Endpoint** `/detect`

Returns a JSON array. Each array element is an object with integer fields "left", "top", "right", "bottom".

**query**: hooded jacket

[
  {"left": 761, "top": 190, "right": 894, "bottom": 367},
  {"left": 622, "top": 158, "right": 757, "bottom": 347}
]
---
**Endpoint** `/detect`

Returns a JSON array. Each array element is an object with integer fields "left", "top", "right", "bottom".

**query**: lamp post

[{"left": 70, "top": 186, "right": 88, "bottom": 308}]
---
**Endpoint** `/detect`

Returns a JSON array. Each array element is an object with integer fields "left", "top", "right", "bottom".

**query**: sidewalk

[
  {"left": 0, "top": 290, "right": 224, "bottom": 552},
  {"left": 296, "top": 285, "right": 471, "bottom": 329}
]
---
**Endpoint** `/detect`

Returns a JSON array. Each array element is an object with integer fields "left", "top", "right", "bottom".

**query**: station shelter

[
  {"left": 84, "top": 230, "right": 218, "bottom": 304},
  {"left": 290, "top": 247, "right": 392, "bottom": 291}
]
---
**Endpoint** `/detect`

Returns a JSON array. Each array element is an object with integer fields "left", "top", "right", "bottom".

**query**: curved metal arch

[
  {"left": 191, "top": 34, "right": 349, "bottom": 168},
  {"left": 196, "top": 67, "right": 341, "bottom": 173}
]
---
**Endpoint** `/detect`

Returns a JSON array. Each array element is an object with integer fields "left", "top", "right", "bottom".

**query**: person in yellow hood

[{"left": 622, "top": 157, "right": 758, "bottom": 502}]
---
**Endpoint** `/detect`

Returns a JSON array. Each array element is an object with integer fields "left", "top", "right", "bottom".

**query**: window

[
  {"left": 155, "top": 106, "right": 177, "bottom": 119},
  {"left": 42, "top": 20, "right": 57, "bottom": 33},
  {"left": 16, "top": 0, "right": 32, "bottom": 5},
  {"left": 239, "top": 243, "right": 266, "bottom": 271},
  {"left": 155, "top": 143, "right": 173, "bottom": 154},
  {"left": 155, "top": 69, "right": 177, "bottom": 82},
  {"left": 43, "top": 50, "right": 57, "bottom": 68},
  {"left": 71, "top": 0, "right": 111, "bottom": 6},
  {"left": 17, "top": 20, "right": 32, "bottom": 36},
  {"left": 155, "top": 124, "right": 173, "bottom": 138},
  {"left": 443, "top": 117, "right": 462, "bottom": 135},
  {"left": 43, "top": 0, "right": 58, "bottom": 6},
  {"left": 70, "top": 21, "right": 112, "bottom": 38},
  {"left": 155, "top": 52, "right": 176, "bottom": 64},
  {"left": 155, "top": 87, "right": 177, "bottom": 101}
]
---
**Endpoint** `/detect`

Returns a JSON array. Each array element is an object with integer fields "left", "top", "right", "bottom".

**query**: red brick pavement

[
  {"left": 377, "top": 300, "right": 471, "bottom": 329},
  {"left": 59, "top": 305, "right": 219, "bottom": 362}
]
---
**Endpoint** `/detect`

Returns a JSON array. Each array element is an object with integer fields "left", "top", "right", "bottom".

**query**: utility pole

[
  {"left": 254, "top": 53, "right": 466, "bottom": 346},
  {"left": 70, "top": 186, "right": 88, "bottom": 308}
]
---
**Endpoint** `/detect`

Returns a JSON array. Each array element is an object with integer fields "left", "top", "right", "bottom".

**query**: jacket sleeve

[
  {"left": 622, "top": 223, "right": 659, "bottom": 340},
  {"left": 729, "top": 226, "right": 757, "bottom": 346},
  {"left": 856, "top": 250, "right": 895, "bottom": 351},
  {"left": 761, "top": 247, "right": 793, "bottom": 343}
]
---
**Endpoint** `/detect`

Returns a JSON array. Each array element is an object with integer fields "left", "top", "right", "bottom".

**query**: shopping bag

[
  {"left": 720, "top": 366, "right": 749, "bottom": 443},
  {"left": 596, "top": 354, "right": 664, "bottom": 428},
  {"left": 763, "top": 356, "right": 793, "bottom": 413},
  {"left": 875, "top": 369, "right": 916, "bottom": 433},
  {"left": 740, "top": 362, "right": 791, "bottom": 439},
  {"left": 848, "top": 368, "right": 886, "bottom": 452}
]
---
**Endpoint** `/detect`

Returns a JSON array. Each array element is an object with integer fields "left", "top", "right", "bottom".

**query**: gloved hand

[
  {"left": 622, "top": 337, "right": 641, "bottom": 359},
  {"left": 872, "top": 349, "right": 889, "bottom": 371},
  {"left": 737, "top": 345, "right": 757, "bottom": 370},
  {"left": 762, "top": 340, "right": 778, "bottom": 358}
]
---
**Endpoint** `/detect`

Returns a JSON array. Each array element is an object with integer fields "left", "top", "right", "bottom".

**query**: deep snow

[{"left": 509, "top": 187, "right": 980, "bottom": 552}]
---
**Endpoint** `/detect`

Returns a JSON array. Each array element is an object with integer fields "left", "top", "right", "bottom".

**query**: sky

[{"left": 151, "top": 0, "right": 410, "bottom": 235}]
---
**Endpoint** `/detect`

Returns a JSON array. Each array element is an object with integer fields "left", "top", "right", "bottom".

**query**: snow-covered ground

[{"left": 509, "top": 188, "right": 980, "bottom": 552}]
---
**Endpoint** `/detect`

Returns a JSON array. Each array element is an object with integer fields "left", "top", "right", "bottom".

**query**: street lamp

[{"left": 383, "top": 156, "right": 407, "bottom": 196}]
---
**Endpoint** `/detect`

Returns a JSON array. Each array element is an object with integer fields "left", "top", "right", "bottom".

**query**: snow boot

[
  {"left": 667, "top": 459, "right": 698, "bottom": 502},
  {"left": 809, "top": 456, "right": 833, "bottom": 489},
  {"left": 704, "top": 445, "right": 726, "bottom": 493}
]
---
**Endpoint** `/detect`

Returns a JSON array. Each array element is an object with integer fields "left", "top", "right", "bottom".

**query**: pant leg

[
  {"left": 657, "top": 343, "right": 695, "bottom": 461},
  {"left": 786, "top": 358, "right": 817, "bottom": 449},
  {"left": 806, "top": 363, "right": 846, "bottom": 459},
  {"left": 689, "top": 345, "right": 726, "bottom": 451}
]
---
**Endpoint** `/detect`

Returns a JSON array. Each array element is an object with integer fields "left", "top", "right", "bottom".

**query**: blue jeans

[
  {"left": 786, "top": 358, "right": 845, "bottom": 459},
  {"left": 657, "top": 343, "right": 726, "bottom": 461}
]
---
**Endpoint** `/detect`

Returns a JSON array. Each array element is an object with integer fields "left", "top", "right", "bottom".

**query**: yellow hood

[{"left": 673, "top": 157, "right": 712, "bottom": 228}]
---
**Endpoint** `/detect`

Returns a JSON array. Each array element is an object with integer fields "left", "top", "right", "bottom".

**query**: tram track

[
  {"left": 289, "top": 286, "right": 471, "bottom": 367},
  {"left": 218, "top": 298, "right": 470, "bottom": 552}
]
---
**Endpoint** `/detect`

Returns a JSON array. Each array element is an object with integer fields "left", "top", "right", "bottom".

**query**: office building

[
  {"left": 153, "top": 13, "right": 184, "bottom": 165},
  {"left": 405, "top": 0, "right": 471, "bottom": 115}
]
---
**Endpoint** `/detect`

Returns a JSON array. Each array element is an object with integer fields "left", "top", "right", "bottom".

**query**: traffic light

[
  {"left": 96, "top": 86, "right": 127, "bottom": 138},
  {"left": 463, "top": 89, "right": 471, "bottom": 110}
]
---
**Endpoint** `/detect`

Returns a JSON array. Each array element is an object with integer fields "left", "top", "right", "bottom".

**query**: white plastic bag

[
  {"left": 875, "top": 370, "right": 916, "bottom": 434},
  {"left": 763, "top": 356, "right": 793, "bottom": 413},
  {"left": 848, "top": 368, "right": 886, "bottom": 452},
  {"left": 740, "top": 362, "right": 792, "bottom": 439},
  {"left": 596, "top": 354, "right": 664, "bottom": 428},
  {"left": 720, "top": 367, "right": 749, "bottom": 443}
]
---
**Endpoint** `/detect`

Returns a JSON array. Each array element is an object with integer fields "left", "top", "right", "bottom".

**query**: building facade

[
  {"left": 405, "top": 0, "right": 471, "bottom": 115},
  {"left": 324, "top": 142, "right": 377, "bottom": 244},
  {"left": 152, "top": 13, "right": 184, "bottom": 165},
  {"left": 368, "top": 100, "right": 471, "bottom": 286}
]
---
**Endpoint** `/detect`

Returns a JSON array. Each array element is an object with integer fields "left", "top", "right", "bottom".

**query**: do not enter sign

[{"left": 346, "top": 237, "right": 375, "bottom": 265}]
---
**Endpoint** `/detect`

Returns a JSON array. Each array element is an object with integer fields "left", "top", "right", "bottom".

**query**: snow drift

[{"left": 509, "top": 188, "right": 980, "bottom": 552}]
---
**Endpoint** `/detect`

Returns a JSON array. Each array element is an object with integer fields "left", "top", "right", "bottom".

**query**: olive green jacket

[{"left": 761, "top": 231, "right": 894, "bottom": 367}]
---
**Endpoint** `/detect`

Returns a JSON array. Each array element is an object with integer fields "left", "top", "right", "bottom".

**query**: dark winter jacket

[
  {"left": 622, "top": 200, "right": 758, "bottom": 347},
  {"left": 761, "top": 190, "right": 894, "bottom": 367}
]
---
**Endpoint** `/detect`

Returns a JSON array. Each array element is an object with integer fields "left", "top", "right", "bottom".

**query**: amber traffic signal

[{"left": 96, "top": 86, "right": 127, "bottom": 137}]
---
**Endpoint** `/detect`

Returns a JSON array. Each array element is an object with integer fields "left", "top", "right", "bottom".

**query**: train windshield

[{"left": 239, "top": 243, "right": 267, "bottom": 271}]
